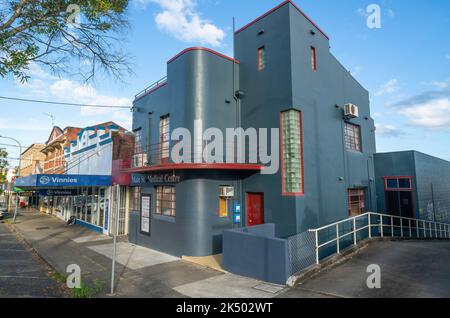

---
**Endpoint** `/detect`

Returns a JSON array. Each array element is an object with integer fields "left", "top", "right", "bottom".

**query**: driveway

[{"left": 279, "top": 240, "right": 450, "bottom": 298}]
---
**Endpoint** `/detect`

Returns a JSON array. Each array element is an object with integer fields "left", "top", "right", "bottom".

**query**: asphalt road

[
  {"left": 0, "top": 221, "right": 66, "bottom": 298},
  {"left": 280, "top": 240, "right": 450, "bottom": 298}
]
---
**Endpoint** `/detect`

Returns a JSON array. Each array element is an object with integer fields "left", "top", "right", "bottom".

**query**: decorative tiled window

[{"left": 281, "top": 109, "right": 304, "bottom": 195}]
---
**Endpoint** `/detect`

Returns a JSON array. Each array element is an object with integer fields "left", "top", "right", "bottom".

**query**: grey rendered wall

[
  {"left": 130, "top": 50, "right": 246, "bottom": 257},
  {"left": 222, "top": 224, "right": 290, "bottom": 285},
  {"left": 413, "top": 151, "right": 450, "bottom": 222},
  {"left": 374, "top": 151, "right": 417, "bottom": 216},
  {"left": 235, "top": 2, "right": 376, "bottom": 238}
]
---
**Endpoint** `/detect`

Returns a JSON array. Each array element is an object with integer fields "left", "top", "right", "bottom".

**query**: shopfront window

[
  {"left": 98, "top": 187, "right": 106, "bottom": 227},
  {"left": 156, "top": 186, "right": 176, "bottom": 217}
]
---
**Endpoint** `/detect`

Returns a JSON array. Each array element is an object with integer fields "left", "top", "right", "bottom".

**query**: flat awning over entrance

[{"left": 14, "top": 174, "right": 112, "bottom": 189}]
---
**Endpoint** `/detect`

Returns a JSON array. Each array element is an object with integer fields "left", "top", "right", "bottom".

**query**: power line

[{"left": 0, "top": 96, "right": 131, "bottom": 109}]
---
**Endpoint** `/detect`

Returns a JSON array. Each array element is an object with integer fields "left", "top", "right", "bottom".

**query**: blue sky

[{"left": 1, "top": 0, "right": 450, "bottom": 166}]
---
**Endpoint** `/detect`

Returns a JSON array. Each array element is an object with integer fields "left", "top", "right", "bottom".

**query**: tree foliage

[
  {"left": 0, "top": 0, "right": 131, "bottom": 82},
  {"left": 0, "top": 148, "right": 8, "bottom": 186}
]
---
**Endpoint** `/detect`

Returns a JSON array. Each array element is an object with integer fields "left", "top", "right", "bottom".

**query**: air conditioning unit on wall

[
  {"left": 344, "top": 103, "right": 359, "bottom": 118},
  {"left": 220, "top": 186, "right": 234, "bottom": 198}
]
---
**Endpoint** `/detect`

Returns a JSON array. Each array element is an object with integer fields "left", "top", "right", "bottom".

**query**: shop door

[{"left": 246, "top": 193, "right": 264, "bottom": 226}]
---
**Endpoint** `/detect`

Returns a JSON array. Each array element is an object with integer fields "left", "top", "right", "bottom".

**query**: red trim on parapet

[
  {"left": 123, "top": 163, "right": 264, "bottom": 173},
  {"left": 235, "top": 0, "right": 329, "bottom": 40},
  {"left": 167, "top": 47, "right": 240, "bottom": 65}
]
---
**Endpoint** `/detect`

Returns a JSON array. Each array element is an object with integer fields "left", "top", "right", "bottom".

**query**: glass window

[
  {"left": 219, "top": 197, "right": 228, "bottom": 218},
  {"left": 159, "top": 115, "right": 170, "bottom": 161},
  {"left": 134, "top": 129, "right": 143, "bottom": 154},
  {"left": 156, "top": 186, "right": 176, "bottom": 217},
  {"left": 281, "top": 109, "right": 304, "bottom": 194},
  {"left": 98, "top": 187, "right": 105, "bottom": 227},
  {"left": 258, "top": 46, "right": 265, "bottom": 71},
  {"left": 398, "top": 178, "right": 411, "bottom": 189},
  {"left": 311, "top": 46, "right": 317, "bottom": 71},
  {"left": 344, "top": 122, "right": 362, "bottom": 152},
  {"left": 348, "top": 189, "right": 365, "bottom": 217},
  {"left": 131, "top": 187, "right": 141, "bottom": 211},
  {"left": 386, "top": 178, "right": 398, "bottom": 189}
]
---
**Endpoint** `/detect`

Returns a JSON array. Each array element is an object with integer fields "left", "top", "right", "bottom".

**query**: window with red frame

[
  {"left": 385, "top": 177, "right": 412, "bottom": 190},
  {"left": 311, "top": 47, "right": 317, "bottom": 71},
  {"left": 344, "top": 122, "right": 362, "bottom": 152},
  {"left": 134, "top": 129, "right": 143, "bottom": 154},
  {"left": 258, "top": 46, "right": 265, "bottom": 71},
  {"left": 156, "top": 186, "right": 176, "bottom": 217},
  {"left": 159, "top": 115, "right": 170, "bottom": 161},
  {"left": 348, "top": 189, "right": 365, "bottom": 217}
]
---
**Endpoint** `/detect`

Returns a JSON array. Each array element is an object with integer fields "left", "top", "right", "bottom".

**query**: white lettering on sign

[{"left": 132, "top": 174, "right": 181, "bottom": 185}]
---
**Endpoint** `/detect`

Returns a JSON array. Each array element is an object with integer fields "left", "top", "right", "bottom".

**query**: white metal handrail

[{"left": 308, "top": 212, "right": 450, "bottom": 265}]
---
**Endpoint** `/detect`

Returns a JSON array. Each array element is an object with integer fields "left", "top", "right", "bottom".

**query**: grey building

[
  {"left": 374, "top": 151, "right": 450, "bottom": 223},
  {"left": 127, "top": 0, "right": 376, "bottom": 257}
]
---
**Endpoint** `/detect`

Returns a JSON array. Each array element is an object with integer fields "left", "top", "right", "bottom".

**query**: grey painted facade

[
  {"left": 375, "top": 151, "right": 450, "bottom": 223},
  {"left": 129, "top": 1, "right": 376, "bottom": 257}
]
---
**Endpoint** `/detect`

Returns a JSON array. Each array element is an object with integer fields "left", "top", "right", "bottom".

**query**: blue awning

[{"left": 14, "top": 174, "right": 112, "bottom": 188}]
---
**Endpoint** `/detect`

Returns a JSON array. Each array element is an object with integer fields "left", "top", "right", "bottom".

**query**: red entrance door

[{"left": 247, "top": 193, "right": 264, "bottom": 226}]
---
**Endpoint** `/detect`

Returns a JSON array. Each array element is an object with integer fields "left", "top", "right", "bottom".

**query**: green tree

[
  {"left": 0, "top": 149, "right": 8, "bottom": 194},
  {"left": 0, "top": 0, "right": 131, "bottom": 82}
]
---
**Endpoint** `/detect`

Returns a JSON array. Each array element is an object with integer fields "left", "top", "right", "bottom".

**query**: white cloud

[
  {"left": 374, "top": 79, "right": 399, "bottom": 97},
  {"left": 430, "top": 80, "right": 449, "bottom": 90},
  {"left": 375, "top": 124, "right": 404, "bottom": 137},
  {"left": 14, "top": 68, "right": 132, "bottom": 130},
  {"left": 398, "top": 98, "right": 450, "bottom": 130},
  {"left": 148, "top": 0, "right": 225, "bottom": 47}
]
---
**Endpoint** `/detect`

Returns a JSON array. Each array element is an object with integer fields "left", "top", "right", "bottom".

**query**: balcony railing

[
  {"left": 135, "top": 76, "right": 168, "bottom": 101},
  {"left": 129, "top": 139, "right": 259, "bottom": 169}
]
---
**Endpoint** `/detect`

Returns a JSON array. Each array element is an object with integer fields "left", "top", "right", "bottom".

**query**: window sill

[{"left": 153, "top": 214, "right": 176, "bottom": 223}]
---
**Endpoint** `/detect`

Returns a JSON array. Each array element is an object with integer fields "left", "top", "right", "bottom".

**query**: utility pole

[{"left": 0, "top": 135, "right": 22, "bottom": 223}]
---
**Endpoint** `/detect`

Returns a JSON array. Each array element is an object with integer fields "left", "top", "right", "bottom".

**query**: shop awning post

[{"left": 110, "top": 184, "right": 120, "bottom": 295}]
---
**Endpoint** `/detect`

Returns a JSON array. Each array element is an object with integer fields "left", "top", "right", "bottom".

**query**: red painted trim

[
  {"left": 167, "top": 47, "right": 240, "bottom": 65},
  {"left": 383, "top": 176, "right": 417, "bottom": 219},
  {"left": 280, "top": 110, "right": 305, "bottom": 196},
  {"left": 122, "top": 163, "right": 264, "bottom": 173},
  {"left": 383, "top": 176, "right": 414, "bottom": 191},
  {"left": 235, "top": 0, "right": 329, "bottom": 40},
  {"left": 134, "top": 82, "right": 167, "bottom": 102}
]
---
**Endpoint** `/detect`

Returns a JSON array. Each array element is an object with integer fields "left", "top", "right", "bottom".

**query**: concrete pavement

[
  {"left": 0, "top": 221, "right": 67, "bottom": 298},
  {"left": 279, "top": 240, "right": 450, "bottom": 298},
  {"left": 6, "top": 211, "right": 287, "bottom": 298}
]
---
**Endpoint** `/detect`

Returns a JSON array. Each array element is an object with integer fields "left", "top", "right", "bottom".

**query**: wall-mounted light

[
  {"left": 310, "top": 30, "right": 316, "bottom": 35},
  {"left": 257, "top": 29, "right": 265, "bottom": 36}
]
